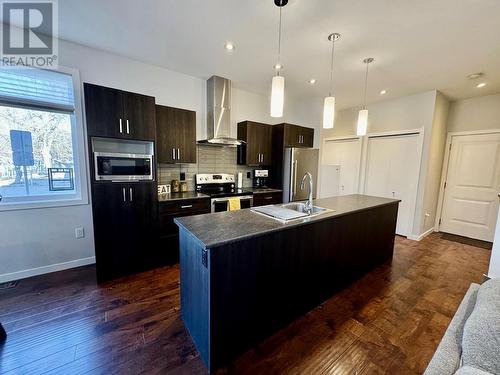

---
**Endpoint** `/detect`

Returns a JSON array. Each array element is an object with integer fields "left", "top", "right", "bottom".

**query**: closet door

[
  {"left": 364, "top": 133, "right": 422, "bottom": 236},
  {"left": 321, "top": 137, "right": 362, "bottom": 197}
]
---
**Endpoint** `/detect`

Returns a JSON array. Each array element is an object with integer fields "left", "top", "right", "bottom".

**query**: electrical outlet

[
  {"left": 247, "top": 172, "right": 251, "bottom": 178},
  {"left": 180, "top": 172, "right": 186, "bottom": 181},
  {"left": 75, "top": 227, "right": 85, "bottom": 239}
]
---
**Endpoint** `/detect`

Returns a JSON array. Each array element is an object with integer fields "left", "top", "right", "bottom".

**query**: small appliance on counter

[
  {"left": 180, "top": 181, "right": 189, "bottom": 192},
  {"left": 253, "top": 169, "right": 269, "bottom": 188}
]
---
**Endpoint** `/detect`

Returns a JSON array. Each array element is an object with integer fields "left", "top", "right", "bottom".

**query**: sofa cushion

[
  {"left": 454, "top": 365, "right": 493, "bottom": 375},
  {"left": 461, "top": 278, "right": 500, "bottom": 375}
]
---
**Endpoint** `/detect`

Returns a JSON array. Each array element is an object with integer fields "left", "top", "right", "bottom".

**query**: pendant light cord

[
  {"left": 362, "top": 60, "right": 370, "bottom": 109},
  {"left": 276, "top": 6, "right": 282, "bottom": 76},
  {"left": 329, "top": 39, "right": 335, "bottom": 96}
]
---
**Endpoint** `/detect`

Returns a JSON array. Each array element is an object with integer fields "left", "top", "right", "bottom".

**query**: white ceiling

[{"left": 54, "top": 0, "right": 500, "bottom": 109}]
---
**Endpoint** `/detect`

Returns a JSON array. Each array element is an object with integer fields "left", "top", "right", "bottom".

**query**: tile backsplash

[{"left": 158, "top": 145, "right": 254, "bottom": 191}]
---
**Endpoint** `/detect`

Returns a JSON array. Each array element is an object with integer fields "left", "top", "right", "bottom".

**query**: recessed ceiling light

[
  {"left": 380, "top": 90, "right": 387, "bottom": 95},
  {"left": 309, "top": 79, "right": 316, "bottom": 84},
  {"left": 274, "top": 63, "right": 283, "bottom": 71},
  {"left": 224, "top": 42, "right": 235, "bottom": 51},
  {"left": 476, "top": 82, "right": 487, "bottom": 88},
  {"left": 467, "top": 73, "right": 483, "bottom": 80}
]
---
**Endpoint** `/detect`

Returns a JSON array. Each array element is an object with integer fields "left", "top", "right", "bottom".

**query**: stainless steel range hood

[{"left": 198, "top": 75, "right": 243, "bottom": 146}]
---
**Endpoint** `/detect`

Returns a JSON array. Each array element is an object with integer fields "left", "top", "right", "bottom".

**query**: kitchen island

[{"left": 175, "top": 194, "right": 400, "bottom": 372}]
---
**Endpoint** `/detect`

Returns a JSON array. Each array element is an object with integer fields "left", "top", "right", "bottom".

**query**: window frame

[{"left": 0, "top": 65, "right": 89, "bottom": 211}]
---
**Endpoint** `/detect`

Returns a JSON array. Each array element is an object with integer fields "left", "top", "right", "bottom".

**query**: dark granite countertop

[
  {"left": 243, "top": 187, "right": 283, "bottom": 194},
  {"left": 175, "top": 194, "right": 400, "bottom": 249},
  {"left": 158, "top": 191, "right": 209, "bottom": 203}
]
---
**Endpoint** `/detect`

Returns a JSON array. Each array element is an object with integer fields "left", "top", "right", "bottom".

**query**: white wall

[
  {"left": 447, "top": 93, "right": 500, "bottom": 133},
  {"left": 0, "top": 38, "right": 322, "bottom": 282},
  {"left": 420, "top": 92, "right": 449, "bottom": 235},
  {"left": 320, "top": 91, "right": 438, "bottom": 239}
]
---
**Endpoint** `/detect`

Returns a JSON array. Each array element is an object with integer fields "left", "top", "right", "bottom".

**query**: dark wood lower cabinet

[
  {"left": 158, "top": 198, "right": 211, "bottom": 264},
  {"left": 252, "top": 191, "right": 282, "bottom": 206},
  {"left": 92, "top": 182, "right": 158, "bottom": 282}
]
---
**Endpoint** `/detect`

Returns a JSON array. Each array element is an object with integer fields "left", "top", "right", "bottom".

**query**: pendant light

[
  {"left": 323, "top": 33, "right": 340, "bottom": 129},
  {"left": 270, "top": 0, "right": 288, "bottom": 118},
  {"left": 357, "top": 57, "right": 374, "bottom": 136}
]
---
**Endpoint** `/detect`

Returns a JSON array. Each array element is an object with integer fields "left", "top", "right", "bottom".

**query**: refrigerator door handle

[{"left": 292, "top": 160, "right": 298, "bottom": 197}]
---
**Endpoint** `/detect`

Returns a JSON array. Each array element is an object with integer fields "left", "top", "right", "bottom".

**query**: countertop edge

[
  {"left": 158, "top": 193, "right": 210, "bottom": 203},
  {"left": 175, "top": 197, "right": 400, "bottom": 250}
]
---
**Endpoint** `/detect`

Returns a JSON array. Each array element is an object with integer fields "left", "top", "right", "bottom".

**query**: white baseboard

[
  {"left": 0, "top": 256, "right": 96, "bottom": 283},
  {"left": 407, "top": 227, "right": 435, "bottom": 241}
]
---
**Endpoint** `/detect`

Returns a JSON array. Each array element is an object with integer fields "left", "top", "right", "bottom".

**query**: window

[{"left": 0, "top": 66, "right": 87, "bottom": 210}]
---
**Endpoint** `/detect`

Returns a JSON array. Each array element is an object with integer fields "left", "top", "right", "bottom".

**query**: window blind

[{"left": 0, "top": 68, "right": 75, "bottom": 113}]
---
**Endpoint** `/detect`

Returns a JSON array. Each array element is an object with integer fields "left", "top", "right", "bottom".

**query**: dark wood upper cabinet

[
  {"left": 91, "top": 181, "right": 158, "bottom": 282},
  {"left": 123, "top": 92, "right": 156, "bottom": 141},
  {"left": 237, "top": 121, "right": 273, "bottom": 166},
  {"left": 283, "top": 124, "right": 314, "bottom": 148},
  {"left": 156, "top": 105, "right": 197, "bottom": 164},
  {"left": 84, "top": 83, "right": 156, "bottom": 141},
  {"left": 84, "top": 84, "right": 124, "bottom": 138}
]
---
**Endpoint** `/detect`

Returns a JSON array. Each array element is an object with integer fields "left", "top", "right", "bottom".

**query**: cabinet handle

[
  {"left": 261, "top": 154, "right": 264, "bottom": 163},
  {"left": 172, "top": 148, "right": 176, "bottom": 160},
  {"left": 129, "top": 187, "right": 133, "bottom": 202},
  {"left": 126, "top": 119, "right": 130, "bottom": 134},
  {"left": 264, "top": 196, "right": 273, "bottom": 200},
  {"left": 119, "top": 119, "right": 123, "bottom": 134},
  {"left": 177, "top": 148, "right": 181, "bottom": 160},
  {"left": 181, "top": 205, "right": 193, "bottom": 209},
  {"left": 122, "top": 187, "right": 126, "bottom": 202}
]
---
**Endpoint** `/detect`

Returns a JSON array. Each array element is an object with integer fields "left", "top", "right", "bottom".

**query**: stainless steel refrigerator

[{"left": 283, "top": 148, "right": 319, "bottom": 203}]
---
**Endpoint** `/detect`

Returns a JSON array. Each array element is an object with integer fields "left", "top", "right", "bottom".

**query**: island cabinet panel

[{"left": 178, "top": 201, "right": 399, "bottom": 372}]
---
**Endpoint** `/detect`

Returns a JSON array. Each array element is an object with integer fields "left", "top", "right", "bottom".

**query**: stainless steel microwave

[{"left": 94, "top": 152, "right": 153, "bottom": 181}]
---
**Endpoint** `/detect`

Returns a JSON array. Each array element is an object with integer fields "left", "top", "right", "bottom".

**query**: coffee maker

[{"left": 253, "top": 169, "right": 269, "bottom": 188}]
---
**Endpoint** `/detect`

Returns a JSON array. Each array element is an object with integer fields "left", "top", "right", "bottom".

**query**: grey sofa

[{"left": 424, "top": 278, "right": 500, "bottom": 375}]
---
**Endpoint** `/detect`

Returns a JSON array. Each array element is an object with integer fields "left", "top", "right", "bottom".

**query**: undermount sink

[{"left": 251, "top": 201, "right": 333, "bottom": 222}]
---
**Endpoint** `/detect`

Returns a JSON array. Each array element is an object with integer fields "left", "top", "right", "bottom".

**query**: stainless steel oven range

[{"left": 195, "top": 173, "right": 253, "bottom": 213}]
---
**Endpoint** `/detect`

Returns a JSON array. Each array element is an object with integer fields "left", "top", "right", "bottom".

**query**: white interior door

[
  {"left": 321, "top": 137, "right": 362, "bottom": 197},
  {"left": 364, "top": 133, "right": 421, "bottom": 237},
  {"left": 440, "top": 133, "right": 500, "bottom": 242}
]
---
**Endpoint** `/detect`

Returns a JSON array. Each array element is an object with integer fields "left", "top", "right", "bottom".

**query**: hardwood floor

[{"left": 0, "top": 233, "right": 490, "bottom": 374}]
